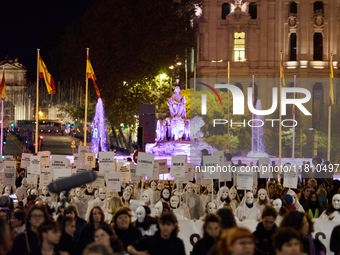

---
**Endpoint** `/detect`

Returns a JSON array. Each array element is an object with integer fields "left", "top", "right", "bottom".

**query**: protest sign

[
  {"left": 106, "top": 172, "right": 122, "bottom": 192},
  {"left": 99, "top": 152, "right": 115, "bottom": 173},
  {"left": 170, "top": 155, "right": 187, "bottom": 178},
  {"left": 136, "top": 152, "right": 154, "bottom": 177}
]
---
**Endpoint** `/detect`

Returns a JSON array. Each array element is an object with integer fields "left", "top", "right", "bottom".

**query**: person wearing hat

[{"left": 112, "top": 207, "right": 142, "bottom": 249}]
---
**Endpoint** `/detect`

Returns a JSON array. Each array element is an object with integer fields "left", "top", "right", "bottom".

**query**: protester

[
  {"left": 112, "top": 207, "right": 142, "bottom": 249},
  {"left": 216, "top": 207, "right": 236, "bottom": 230},
  {"left": 316, "top": 188, "right": 328, "bottom": 211},
  {"left": 94, "top": 225, "right": 127, "bottom": 255},
  {"left": 11, "top": 210, "right": 26, "bottom": 233},
  {"left": 64, "top": 205, "right": 86, "bottom": 243},
  {"left": 83, "top": 243, "right": 114, "bottom": 255},
  {"left": 127, "top": 211, "right": 185, "bottom": 255},
  {"left": 29, "top": 219, "right": 61, "bottom": 255},
  {"left": 79, "top": 206, "right": 107, "bottom": 253},
  {"left": 58, "top": 216, "right": 77, "bottom": 255},
  {"left": 303, "top": 191, "right": 322, "bottom": 218},
  {"left": 280, "top": 211, "right": 326, "bottom": 254},
  {"left": 253, "top": 206, "right": 277, "bottom": 255},
  {"left": 192, "top": 214, "right": 221, "bottom": 255},
  {"left": 11, "top": 204, "right": 49, "bottom": 255},
  {"left": 272, "top": 227, "right": 304, "bottom": 255},
  {"left": 0, "top": 218, "right": 12, "bottom": 255},
  {"left": 298, "top": 187, "right": 311, "bottom": 206}
]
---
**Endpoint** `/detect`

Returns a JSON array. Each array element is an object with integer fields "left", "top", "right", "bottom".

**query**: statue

[{"left": 167, "top": 86, "right": 186, "bottom": 118}]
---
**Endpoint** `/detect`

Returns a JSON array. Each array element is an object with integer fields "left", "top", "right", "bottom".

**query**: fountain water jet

[{"left": 91, "top": 98, "right": 108, "bottom": 156}]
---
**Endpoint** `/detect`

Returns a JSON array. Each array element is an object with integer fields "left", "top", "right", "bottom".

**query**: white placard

[
  {"left": 4, "top": 155, "right": 13, "bottom": 161},
  {"left": 54, "top": 168, "right": 72, "bottom": 181},
  {"left": 21, "top": 153, "right": 32, "bottom": 168},
  {"left": 30, "top": 155, "right": 41, "bottom": 175},
  {"left": 259, "top": 157, "right": 273, "bottom": 178},
  {"left": 40, "top": 168, "right": 52, "bottom": 187},
  {"left": 85, "top": 153, "right": 96, "bottom": 168},
  {"left": 202, "top": 155, "right": 220, "bottom": 179},
  {"left": 149, "top": 161, "right": 160, "bottom": 180},
  {"left": 99, "top": 152, "right": 115, "bottom": 173},
  {"left": 4, "top": 161, "right": 16, "bottom": 186},
  {"left": 73, "top": 154, "right": 79, "bottom": 166},
  {"left": 50, "top": 155, "right": 70, "bottom": 169},
  {"left": 0, "top": 159, "right": 3, "bottom": 173},
  {"left": 38, "top": 151, "right": 50, "bottom": 168},
  {"left": 27, "top": 171, "right": 38, "bottom": 185},
  {"left": 0, "top": 173, "right": 3, "bottom": 187},
  {"left": 170, "top": 155, "right": 187, "bottom": 178},
  {"left": 117, "top": 162, "right": 131, "bottom": 183},
  {"left": 237, "top": 170, "right": 253, "bottom": 190},
  {"left": 136, "top": 152, "right": 154, "bottom": 177},
  {"left": 76, "top": 164, "right": 90, "bottom": 174},
  {"left": 158, "top": 159, "right": 168, "bottom": 174},
  {"left": 253, "top": 172, "right": 258, "bottom": 186},
  {"left": 213, "top": 151, "right": 224, "bottom": 165},
  {"left": 283, "top": 165, "right": 298, "bottom": 189},
  {"left": 78, "top": 146, "right": 90, "bottom": 161},
  {"left": 177, "top": 163, "right": 191, "bottom": 183},
  {"left": 92, "top": 173, "right": 105, "bottom": 189},
  {"left": 129, "top": 163, "right": 140, "bottom": 183},
  {"left": 220, "top": 161, "right": 232, "bottom": 181},
  {"left": 106, "top": 172, "right": 122, "bottom": 192}
]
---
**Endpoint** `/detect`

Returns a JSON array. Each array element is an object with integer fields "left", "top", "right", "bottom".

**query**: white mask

[
  {"left": 158, "top": 182, "right": 164, "bottom": 190},
  {"left": 141, "top": 191, "right": 150, "bottom": 204},
  {"left": 207, "top": 185, "right": 212, "bottom": 193},
  {"left": 136, "top": 206, "right": 146, "bottom": 223},
  {"left": 22, "top": 178, "right": 27, "bottom": 187},
  {"left": 150, "top": 181, "right": 157, "bottom": 191},
  {"left": 246, "top": 192, "right": 254, "bottom": 205},
  {"left": 194, "top": 185, "right": 201, "bottom": 195},
  {"left": 94, "top": 190, "right": 99, "bottom": 198},
  {"left": 252, "top": 186, "right": 257, "bottom": 194},
  {"left": 177, "top": 184, "right": 183, "bottom": 193},
  {"left": 332, "top": 194, "right": 340, "bottom": 210},
  {"left": 123, "top": 191, "right": 131, "bottom": 201},
  {"left": 31, "top": 189, "right": 38, "bottom": 196},
  {"left": 186, "top": 183, "right": 194, "bottom": 194},
  {"left": 229, "top": 188, "right": 237, "bottom": 200},
  {"left": 4, "top": 186, "right": 11, "bottom": 195},
  {"left": 273, "top": 199, "right": 282, "bottom": 212},
  {"left": 207, "top": 202, "right": 217, "bottom": 214},
  {"left": 75, "top": 188, "right": 82, "bottom": 198},
  {"left": 42, "top": 186, "right": 49, "bottom": 196},
  {"left": 258, "top": 189, "right": 267, "bottom": 201},
  {"left": 86, "top": 183, "right": 93, "bottom": 193},
  {"left": 155, "top": 201, "right": 163, "bottom": 217},
  {"left": 170, "top": 196, "right": 179, "bottom": 208},
  {"left": 60, "top": 191, "right": 66, "bottom": 200},
  {"left": 69, "top": 189, "right": 75, "bottom": 197},
  {"left": 162, "top": 189, "right": 170, "bottom": 199},
  {"left": 99, "top": 188, "right": 106, "bottom": 200},
  {"left": 125, "top": 186, "right": 133, "bottom": 194},
  {"left": 221, "top": 187, "right": 229, "bottom": 199}
]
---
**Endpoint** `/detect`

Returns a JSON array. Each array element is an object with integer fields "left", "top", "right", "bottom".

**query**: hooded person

[
  {"left": 229, "top": 186, "right": 240, "bottom": 210},
  {"left": 320, "top": 194, "right": 340, "bottom": 220},
  {"left": 254, "top": 189, "right": 269, "bottom": 213},
  {"left": 283, "top": 194, "right": 296, "bottom": 211},
  {"left": 214, "top": 186, "right": 232, "bottom": 209},
  {"left": 133, "top": 205, "right": 158, "bottom": 236},
  {"left": 181, "top": 182, "right": 204, "bottom": 219},
  {"left": 235, "top": 192, "right": 261, "bottom": 221},
  {"left": 287, "top": 189, "right": 304, "bottom": 212}
]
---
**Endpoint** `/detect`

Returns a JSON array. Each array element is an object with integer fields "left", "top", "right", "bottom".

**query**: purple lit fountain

[
  {"left": 91, "top": 98, "right": 108, "bottom": 156},
  {"left": 247, "top": 99, "right": 269, "bottom": 157}
]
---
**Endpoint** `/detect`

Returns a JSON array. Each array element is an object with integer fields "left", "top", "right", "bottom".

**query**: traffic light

[{"left": 10, "top": 123, "right": 14, "bottom": 128}]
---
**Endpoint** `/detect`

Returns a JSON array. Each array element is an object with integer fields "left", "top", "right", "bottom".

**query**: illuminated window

[{"left": 234, "top": 32, "right": 246, "bottom": 62}]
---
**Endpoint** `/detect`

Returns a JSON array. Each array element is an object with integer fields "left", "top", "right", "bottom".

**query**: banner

[
  {"left": 202, "top": 155, "right": 220, "bottom": 179},
  {"left": 21, "top": 153, "right": 32, "bottom": 168},
  {"left": 92, "top": 173, "right": 105, "bottom": 189},
  {"left": 85, "top": 153, "right": 96, "bottom": 169},
  {"left": 283, "top": 165, "right": 298, "bottom": 189},
  {"left": 40, "top": 168, "right": 52, "bottom": 188},
  {"left": 136, "top": 152, "right": 154, "bottom": 177},
  {"left": 54, "top": 168, "right": 72, "bottom": 181},
  {"left": 170, "top": 155, "right": 187, "bottom": 178},
  {"left": 78, "top": 146, "right": 89, "bottom": 161},
  {"left": 106, "top": 172, "right": 122, "bottom": 192},
  {"left": 76, "top": 164, "right": 90, "bottom": 174},
  {"left": 38, "top": 151, "right": 50, "bottom": 168},
  {"left": 4, "top": 155, "right": 13, "bottom": 161},
  {"left": 158, "top": 159, "right": 168, "bottom": 174},
  {"left": 27, "top": 171, "right": 38, "bottom": 185},
  {"left": 117, "top": 162, "right": 131, "bottom": 183},
  {"left": 30, "top": 155, "right": 41, "bottom": 175},
  {"left": 3, "top": 161, "right": 16, "bottom": 186},
  {"left": 99, "top": 151, "right": 115, "bottom": 173},
  {"left": 237, "top": 170, "right": 253, "bottom": 190}
]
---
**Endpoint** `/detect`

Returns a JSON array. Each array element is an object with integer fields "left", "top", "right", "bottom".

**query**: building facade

[{"left": 195, "top": 0, "right": 340, "bottom": 159}]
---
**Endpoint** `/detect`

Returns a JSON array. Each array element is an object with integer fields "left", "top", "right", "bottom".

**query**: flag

[
  {"left": 280, "top": 56, "right": 286, "bottom": 87},
  {"left": 39, "top": 56, "right": 56, "bottom": 94},
  {"left": 0, "top": 68, "right": 6, "bottom": 100},
  {"left": 330, "top": 61, "right": 334, "bottom": 106},
  {"left": 86, "top": 57, "right": 101, "bottom": 98}
]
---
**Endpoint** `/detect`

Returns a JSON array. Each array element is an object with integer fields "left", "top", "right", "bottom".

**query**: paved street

[{"left": 5, "top": 133, "right": 92, "bottom": 156}]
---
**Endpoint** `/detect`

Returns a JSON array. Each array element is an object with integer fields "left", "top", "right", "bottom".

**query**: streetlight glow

[
  {"left": 160, "top": 73, "right": 167, "bottom": 79},
  {"left": 176, "top": 62, "right": 182, "bottom": 65},
  {"left": 169, "top": 65, "right": 174, "bottom": 69}
]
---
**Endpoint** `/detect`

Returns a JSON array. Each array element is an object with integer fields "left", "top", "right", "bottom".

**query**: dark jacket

[
  {"left": 192, "top": 234, "right": 215, "bottom": 255},
  {"left": 74, "top": 216, "right": 87, "bottom": 243},
  {"left": 28, "top": 245, "right": 59, "bottom": 255},
  {"left": 330, "top": 225, "right": 340, "bottom": 255},
  {"left": 11, "top": 228, "right": 39, "bottom": 255},
  {"left": 114, "top": 225, "right": 142, "bottom": 249},
  {"left": 78, "top": 225, "right": 96, "bottom": 253},
  {"left": 131, "top": 231, "right": 185, "bottom": 255},
  {"left": 302, "top": 234, "right": 326, "bottom": 255},
  {"left": 253, "top": 222, "right": 277, "bottom": 255},
  {"left": 58, "top": 231, "right": 76, "bottom": 255}
]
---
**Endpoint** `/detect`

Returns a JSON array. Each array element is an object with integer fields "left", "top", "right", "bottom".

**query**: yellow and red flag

[
  {"left": 330, "top": 61, "right": 334, "bottom": 107},
  {"left": 39, "top": 56, "right": 56, "bottom": 94},
  {"left": 0, "top": 68, "right": 6, "bottom": 100},
  {"left": 86, "top": 57, "right": 101, "bottom": 98},
  {"left": 280, "top": 54, "right": 286, "bottom": 87}
]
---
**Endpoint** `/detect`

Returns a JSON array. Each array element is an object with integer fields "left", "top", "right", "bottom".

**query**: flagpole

[
  {"left": 292, "top": 75, "right": 296, "bottom": 158},
  {"left": 1, "top": 65, "right": 4, "bottom": 156},
  {"left": 251, "top": 75, "right": 254, "bottom": 152},
  {"left": 35, "top": 49, "right": 40, "bottom": 154},
  {"left": 279, "top": 52, "right": 283, "bottom": 170},
  {"left": 84, "top": 48, "right": 89, "bottom": 146},
  {"left": 328, "top": 53, "right": 333, "bottom": 161},
  {"left": 227, "top": 61, "right": 230, "bottom": 152}
]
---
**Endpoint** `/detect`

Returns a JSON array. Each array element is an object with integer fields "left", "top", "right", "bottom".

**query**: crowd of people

[{"left": 0, "top": 155, "right": 340, "bottom": 255}]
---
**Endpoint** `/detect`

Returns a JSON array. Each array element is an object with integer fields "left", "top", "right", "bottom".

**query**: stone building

[
  {"left": 0, "top": 58, "right": 33, "bottom": 126},
  {"left": 195, "top": 0, "right": 340, "bottom": 158}
]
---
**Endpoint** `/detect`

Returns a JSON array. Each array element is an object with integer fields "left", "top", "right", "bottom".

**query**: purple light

[{"left": 91, "top": 98, "right": 108, "bottom": 156}]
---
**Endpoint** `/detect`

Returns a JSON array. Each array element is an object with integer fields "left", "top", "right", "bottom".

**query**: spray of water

[{"left": 91, "top": 98, "right": 108, "bottom": 156}]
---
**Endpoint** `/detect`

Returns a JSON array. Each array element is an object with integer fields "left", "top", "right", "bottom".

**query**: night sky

[{"left": 0, "top": 0, "right": 98, "bottom": 66}]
